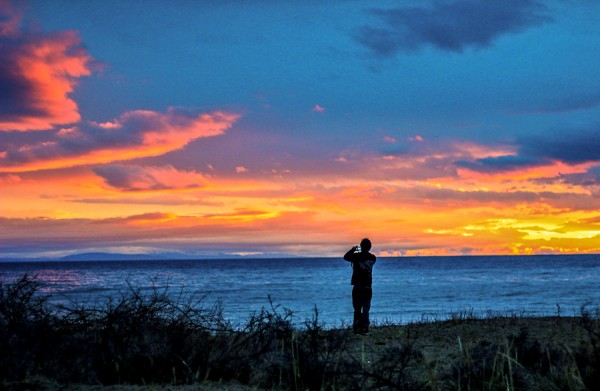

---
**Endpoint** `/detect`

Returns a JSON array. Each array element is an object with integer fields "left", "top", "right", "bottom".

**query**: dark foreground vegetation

[{"left": 1, "top": 275, "right": 599, "bottom": 390}]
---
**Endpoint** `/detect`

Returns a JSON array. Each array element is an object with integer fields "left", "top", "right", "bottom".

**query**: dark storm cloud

[
  {"left": 456, "top": 126, "right": 600, "bottom": 173},
  {"left": 356, "top": 0, "right": 550, "bottom": 56}
]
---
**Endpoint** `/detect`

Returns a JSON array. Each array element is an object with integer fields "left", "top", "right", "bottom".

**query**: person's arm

[
  {"left": 366, "top": 253, "right": 376, "bottom": 267},
  {"left": 344, "top": 246, "right": 359, "bottom": 262}
]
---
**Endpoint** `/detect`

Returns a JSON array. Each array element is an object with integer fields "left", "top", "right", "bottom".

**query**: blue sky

[{"left": 30, "top": 1, "right": 600, "bottom": 149}]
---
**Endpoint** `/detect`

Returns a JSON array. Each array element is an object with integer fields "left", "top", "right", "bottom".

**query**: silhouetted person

[{"left": 344, "top": 238, "right": 376, "bottom": 335}]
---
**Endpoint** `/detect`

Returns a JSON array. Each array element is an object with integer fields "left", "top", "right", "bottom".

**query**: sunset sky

[{"left": 2, "top": 0, "right": 600, "bottom": 259}]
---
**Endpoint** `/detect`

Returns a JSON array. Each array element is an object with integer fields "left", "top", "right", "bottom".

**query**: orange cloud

[
  {"left": 3, "top": 163, "right": 600, "bottom": 258},
  {"left": 455, "top": 160, "right": 596, "bottom": 195},
  {"left": 0, "top": 173, "right": 22, "bottom": 184},
  {"left": 108, "top": 212, "right": 179, "bottom": 226},
  {"left": 0, "top": 108, "right": 239, "bottom": 172},
  {"left": 0, "top": 4, "right": 93, "bottom": 131}
]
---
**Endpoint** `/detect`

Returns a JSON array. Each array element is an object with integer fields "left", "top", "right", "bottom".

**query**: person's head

[{"left": 360, "top": 238, "right": 372, "bottom": 252}]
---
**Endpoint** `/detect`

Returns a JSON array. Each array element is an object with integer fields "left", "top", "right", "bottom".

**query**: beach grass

[{"left": 1, "top": 274, "right": 599, "bottom": 390}]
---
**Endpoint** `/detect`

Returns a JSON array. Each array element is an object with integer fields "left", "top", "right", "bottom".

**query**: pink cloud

[
  {"left": 408, "top": 135, "right": 424, "bottom": 142},
  {"left": 384, "top": 136, "right": 397, "bottom": 143},
  {"left": 0, "top": 4, "right": 93, "bottom": 131},
  {"left": 0, "top": 173, "right": 22, "bottom": 184},
  {"left": 0, "top": 108, "right": 240, "bottom": 172},
  {"left": 312, "top": 105, "right": 325, "bottom": 113}
]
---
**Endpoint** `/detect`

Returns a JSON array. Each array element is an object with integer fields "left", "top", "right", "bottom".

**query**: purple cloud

[
  {"left": 94, "top": 164, "right": 207, "bottom": 191},
  {"left": 356, "top": 0, "right": 550, "bottom": 56},
  {"left": 537, "top": 166, "right": 600, "bottom": 194}
]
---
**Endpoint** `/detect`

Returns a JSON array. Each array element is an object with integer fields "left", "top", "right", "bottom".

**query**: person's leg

[
  {"left": 352, "top": 287, "right": 361, "bottom": 333},
  {"left": 361, "top": 288, "right": 372, "bottom": 333}
]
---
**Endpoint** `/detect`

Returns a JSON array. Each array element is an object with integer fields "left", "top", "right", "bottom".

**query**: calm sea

[{"left": 1, "top": 255, "right": 599, "bottom": 327}]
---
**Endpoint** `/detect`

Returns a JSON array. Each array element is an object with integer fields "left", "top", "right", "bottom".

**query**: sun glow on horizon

[{"left": 3, "top": 160, "right": 599, "bottom": 258}]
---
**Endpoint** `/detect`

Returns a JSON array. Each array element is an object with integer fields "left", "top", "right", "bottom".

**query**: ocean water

[{"left": 1, "top": 255, "right": 599, "bottom": 327}]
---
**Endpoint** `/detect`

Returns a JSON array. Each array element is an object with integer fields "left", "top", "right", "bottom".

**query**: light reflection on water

[{"left": 0, "top": 255, "right": 599, "bottom": 326}]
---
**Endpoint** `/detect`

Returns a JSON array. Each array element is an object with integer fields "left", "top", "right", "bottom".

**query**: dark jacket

[{"left": 344, "top": 249, "right": 376, "bottom": 287}]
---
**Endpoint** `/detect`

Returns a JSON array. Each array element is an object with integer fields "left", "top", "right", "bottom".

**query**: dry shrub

[{"left": 2, "top": 274, "right": 600, "bottom": 390}]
